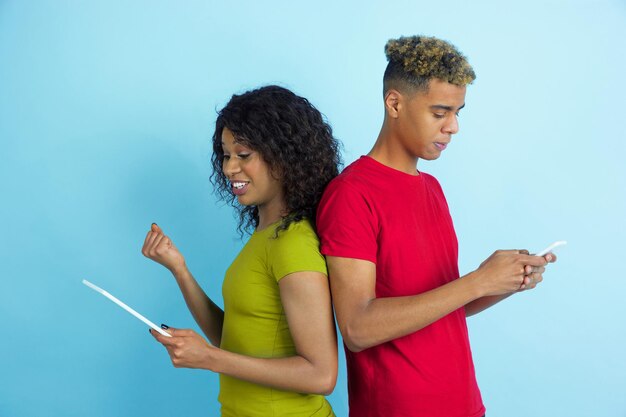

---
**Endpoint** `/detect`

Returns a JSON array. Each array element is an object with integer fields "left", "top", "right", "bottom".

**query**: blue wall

[{"left": 1, "top": 1, "right": 625, "bottom": 416}]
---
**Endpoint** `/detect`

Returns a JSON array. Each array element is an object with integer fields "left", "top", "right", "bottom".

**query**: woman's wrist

[
  {"left": 204, "top": 345, "right": 225, "bottom": 373},
  {"left": 169, "top": 262, "right": 189, "bottom": 279}
]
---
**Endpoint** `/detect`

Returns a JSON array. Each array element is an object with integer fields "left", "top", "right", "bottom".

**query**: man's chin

[{"left": 420, "top": 153, "right": 441, "bottom": 161}]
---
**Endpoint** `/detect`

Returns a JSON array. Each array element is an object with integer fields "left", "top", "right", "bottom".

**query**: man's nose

[{"left": 443, "top": 115, "right": 459, "bottom": 135}]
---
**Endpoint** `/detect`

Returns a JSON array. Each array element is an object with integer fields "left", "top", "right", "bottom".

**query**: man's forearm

[
  {"left": 464, "top": 293, "right": 513, "bottom": 317},
  {"left": 342, "top": 272, "right": 483, "bottom": 352}
]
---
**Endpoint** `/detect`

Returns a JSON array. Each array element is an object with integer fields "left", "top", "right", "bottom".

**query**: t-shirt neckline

[
  {"left": 253, "top": 219, "right": 284, "bottom": 235},
  {"left": 360, "top": 155, "right": 423, "bottom": 181}
]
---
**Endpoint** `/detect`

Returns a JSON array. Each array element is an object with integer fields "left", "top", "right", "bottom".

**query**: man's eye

[{"left": 434, "top": 113, "right": 445, "bottom": 119}]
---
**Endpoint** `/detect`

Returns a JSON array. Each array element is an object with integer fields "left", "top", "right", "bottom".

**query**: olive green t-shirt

[{"left": 218, "top": 219, "right": 334, "bottom": 417}]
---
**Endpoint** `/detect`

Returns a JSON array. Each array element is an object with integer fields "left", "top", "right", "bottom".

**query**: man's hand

[
  {"left": 464, "top": 251, "right": 558, "bottom": 316},
  {"left": 518, "top": 251, "right": 557, "bottom": 291},
  {"left": 474, "top": 250, "right": 552, "bottom": 295}
]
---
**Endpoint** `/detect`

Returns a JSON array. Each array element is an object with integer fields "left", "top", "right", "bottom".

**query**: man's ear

[{"left": 384, "top": 89, "right": 402, "bottom": 119}]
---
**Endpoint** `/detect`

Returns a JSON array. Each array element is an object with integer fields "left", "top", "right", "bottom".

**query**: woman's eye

[
  {"left": 238, "top": 153, "right": 251, "bottom": 159},
  {"left": 223, "top": 154, "right": 230, "bottom": 160}
]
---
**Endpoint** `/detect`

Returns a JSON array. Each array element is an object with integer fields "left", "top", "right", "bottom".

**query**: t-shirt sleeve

[
  {"left": 316, "top": 178, "right": 378, "bottom": 264},
  {"left": 268, "top": 221, "right": 328, "bottom": 282}
]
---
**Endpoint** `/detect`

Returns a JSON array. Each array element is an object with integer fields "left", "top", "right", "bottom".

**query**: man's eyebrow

[{"left": 430, "top": 103, "right": 466, "bottom": 111}]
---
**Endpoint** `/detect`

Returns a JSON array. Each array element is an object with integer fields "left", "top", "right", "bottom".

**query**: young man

[{"left": 316, "top": 36, "right": 556, "bottom": 417}]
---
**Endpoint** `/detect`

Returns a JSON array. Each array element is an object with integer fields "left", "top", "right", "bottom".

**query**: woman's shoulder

[
  {"left": 266, "top": 219, "right": 322, "bottom": 258},
  {"left": 268, "top": 218, "right": 327, "bottom": 280},
  {"left": 274, "top": 218, "right": 319, "bottom": 245}
]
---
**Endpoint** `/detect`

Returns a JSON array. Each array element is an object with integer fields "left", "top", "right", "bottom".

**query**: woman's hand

[
  {"left": 150, "top": 326, "right": 220, "bottom": 371},
  {"left": 141, "top": 224, "right": 186, "bottom": 274}
]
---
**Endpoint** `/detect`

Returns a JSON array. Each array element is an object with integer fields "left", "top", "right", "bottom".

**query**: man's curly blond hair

[{"left": 383, "top": 35, "right": 475, "bottom": 95}]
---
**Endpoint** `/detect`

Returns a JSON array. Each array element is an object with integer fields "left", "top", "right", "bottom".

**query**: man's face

[{"left": 395, "top": 79, "right": 467, "bottom": 161}]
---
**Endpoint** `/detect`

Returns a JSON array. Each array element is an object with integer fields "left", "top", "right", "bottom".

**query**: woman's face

[{"left": 221, "top": 127, "right": 285, "bottom": 217}]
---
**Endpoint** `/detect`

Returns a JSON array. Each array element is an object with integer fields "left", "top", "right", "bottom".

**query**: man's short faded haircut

[{"left": 383, "top": 35, "right": 476, "bottom": 95}]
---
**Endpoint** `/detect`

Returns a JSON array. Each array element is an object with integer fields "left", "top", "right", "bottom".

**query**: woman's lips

[{"left": 231, "top": 181, "right": 249, "bottom": 196}]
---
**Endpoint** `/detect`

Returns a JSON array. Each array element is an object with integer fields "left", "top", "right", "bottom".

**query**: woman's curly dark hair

[{"left": 210, "top": 85, "right": 342, "bottom": 236}]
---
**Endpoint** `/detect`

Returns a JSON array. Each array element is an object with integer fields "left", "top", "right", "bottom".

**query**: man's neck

[{"left": 368, "top": 124, "right": 419, "bottom": 176}]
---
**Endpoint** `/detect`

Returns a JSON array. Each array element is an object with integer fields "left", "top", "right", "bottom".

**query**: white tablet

[{"left": 82, "top": 279, "right": 171, "bottom": 337}]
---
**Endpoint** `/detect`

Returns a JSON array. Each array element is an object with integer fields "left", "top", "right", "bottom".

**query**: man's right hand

[
  {"left": 473, "top": 250, "right": 549, "bottom": 296},
  {"left": 141, "top": 223, "right": 186, "bottom": 274}
]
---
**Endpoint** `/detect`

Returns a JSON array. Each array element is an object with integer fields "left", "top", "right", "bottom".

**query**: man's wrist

[{"left": 464, "top": 270, "right": 488, "bottom": 299}]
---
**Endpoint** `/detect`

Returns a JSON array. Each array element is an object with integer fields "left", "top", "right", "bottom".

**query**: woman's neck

[{"left": 256, "top": 201, "right": 288, "bottom": 231}]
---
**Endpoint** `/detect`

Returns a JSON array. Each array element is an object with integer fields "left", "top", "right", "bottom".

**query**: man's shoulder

[
  {"left": 419, "top": 171, "right": 445, "bottom": 193},
  {"left": 327, "top": 156, "right": 381, "bottom": 192}
]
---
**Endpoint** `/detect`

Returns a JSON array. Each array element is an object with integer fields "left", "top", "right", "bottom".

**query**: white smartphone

[{"left": 535, "top": 240, "right": 567, "bottom": 257}]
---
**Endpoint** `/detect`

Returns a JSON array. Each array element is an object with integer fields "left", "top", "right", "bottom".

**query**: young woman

[{"left": 142, "top": 85, "right": 341, "bottom": 416}]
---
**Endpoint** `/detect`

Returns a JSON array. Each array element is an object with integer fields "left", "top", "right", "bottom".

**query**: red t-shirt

[{"left": 317, "top": 156, "right": 485, "bottom": 417}]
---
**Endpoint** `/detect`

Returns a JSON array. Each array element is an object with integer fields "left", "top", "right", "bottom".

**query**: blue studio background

[{"left": 1, "top": 1, "right": 625, "bottom": 416}]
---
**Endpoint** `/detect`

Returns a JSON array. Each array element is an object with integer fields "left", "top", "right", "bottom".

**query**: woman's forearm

[{"left": 171, "top": 265, "right": 224, "bottom": 346}]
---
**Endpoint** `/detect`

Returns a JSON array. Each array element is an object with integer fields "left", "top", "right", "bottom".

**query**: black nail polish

[
  {"left": 148, "top": 328, "right": 152, "bottom": 334},
  {"left": 161, "top": 324, "right": 169, "bottom": 330},
  {"left": 152, "top": 222, "right": 157, "bottom": 226}
]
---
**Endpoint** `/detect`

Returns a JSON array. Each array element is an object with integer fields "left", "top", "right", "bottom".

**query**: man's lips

[{"left": 434, "top": 142, "right": 448, "bottom": 151}]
